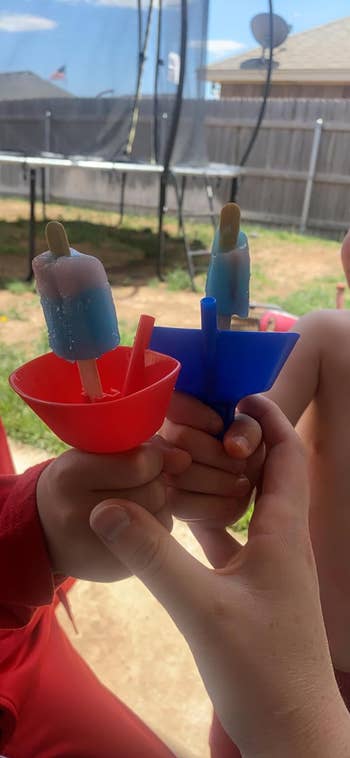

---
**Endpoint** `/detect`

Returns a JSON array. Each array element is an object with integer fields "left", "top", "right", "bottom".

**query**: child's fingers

[
  {"left": 90, "top": 498, "right": 215, "bottom": 638},
  {"left": 245, "top": 441, "right": 266, "bottom": 489},
  {"left": 190, "top": 523, "right": 243, "bottom": 569},
  {"left": 165, "top": 391, "right": 223, "bottom": 435},
  {"left": 224, "top": 412, "right": 263, "bottom": 459},
  {"left": 166, "top": 462, "right": 250, "bottom": 498},
  {"left": 93, "top": 475, "right": 167, "bottom": 516},
  {"left": 56, "top": 445, "right": 165, "bottom": 491},
  {"left": 149, "top": 435, "right": 192, "bottom": 475},
  {"left": 238, "top": 395, "right": 309, "bottom": 537},
  {"left": 167, "top": 487, "right": 250, "bottom": 527},
  {"left": 162, "top": 422, "right": 246, "bottom": 475}
]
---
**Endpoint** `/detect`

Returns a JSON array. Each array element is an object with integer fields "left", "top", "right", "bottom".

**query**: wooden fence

[
  {"left": 204, "top": 97, "right": 350, "bottom": 235},
  {"left": 1, "top": 97, "right": 350, "bottom": 234}
]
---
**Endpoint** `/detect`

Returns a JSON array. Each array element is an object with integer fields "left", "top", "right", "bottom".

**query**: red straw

[{"left": 121, "top": 314, "right": 155, "bottom": 396}]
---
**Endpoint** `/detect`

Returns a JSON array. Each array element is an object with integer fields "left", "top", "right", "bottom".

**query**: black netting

[{"left": 0, "top": 0, "right": 208, "bottom": 166}]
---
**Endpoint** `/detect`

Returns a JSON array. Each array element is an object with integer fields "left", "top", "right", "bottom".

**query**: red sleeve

[{"left": 0, "top": 462, "right": 57, "bottom": 628}]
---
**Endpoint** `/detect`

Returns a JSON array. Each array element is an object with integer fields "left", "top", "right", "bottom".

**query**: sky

[
  {"left": 207, "top": 1, "right": 350, "bottom": 62},
  {"left": 1, "top": 1, "right": 350, "bottom": 97}
]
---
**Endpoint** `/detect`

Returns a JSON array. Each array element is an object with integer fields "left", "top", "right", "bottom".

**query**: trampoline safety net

[{"left": 0, "top": 0, "right": 209, "bottom": 167}]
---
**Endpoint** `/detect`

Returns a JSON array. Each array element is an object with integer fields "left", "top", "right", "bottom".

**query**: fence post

[{"left": 299, "top": 117, "right": 323, "bottom": 234}]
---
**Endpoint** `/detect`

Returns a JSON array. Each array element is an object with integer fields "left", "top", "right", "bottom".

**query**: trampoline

[{"left": 0, "top": 0, "right": 273, "bottom": 287}]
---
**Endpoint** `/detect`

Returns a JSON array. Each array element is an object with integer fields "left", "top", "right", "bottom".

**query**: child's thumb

[{"left": 90, "top": 498, "right": 209, "bottom": 636}]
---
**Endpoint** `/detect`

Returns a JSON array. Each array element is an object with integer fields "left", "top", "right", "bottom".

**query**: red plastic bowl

[{"left": 9, "top": 347, "right": 180, "bottom": 453}]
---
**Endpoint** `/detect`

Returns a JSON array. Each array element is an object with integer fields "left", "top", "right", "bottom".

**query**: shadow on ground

[{"left": 0, "top": 218, "right": 206, "bottom": 288}]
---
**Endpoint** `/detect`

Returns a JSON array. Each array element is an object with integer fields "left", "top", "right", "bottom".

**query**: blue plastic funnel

[{"left": 150, "top": 297, "right": 299, "bottom": 431}]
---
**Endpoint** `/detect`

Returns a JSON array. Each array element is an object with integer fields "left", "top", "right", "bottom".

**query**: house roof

[
  {"left": 0, "top": 71, "right": 73, "bottom": 100},
  {"left": 206, "top": 16, "right": 350, "bottom": 84}
]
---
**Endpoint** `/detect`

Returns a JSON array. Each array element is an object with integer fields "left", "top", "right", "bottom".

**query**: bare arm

[
  {"left": 265, "top": 311, "right": 327, "bottom": 425},
  {"left": 341, "top": 230, "right": 350, "bottom": 287}
]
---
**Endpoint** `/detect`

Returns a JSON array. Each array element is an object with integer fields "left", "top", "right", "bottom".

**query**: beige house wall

[{"left": 221, "top": 82, "right": 350, "bottom": 99}]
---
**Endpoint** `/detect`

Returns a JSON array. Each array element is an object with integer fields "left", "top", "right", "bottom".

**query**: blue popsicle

[
  {"left": 33, "top": 232, "right": 119, "bottom": 361},
  {"left": 32, "top": 221, "right": 120, "bottom": 399},
  {"left": 206, "top": 202, "right": 250, "bottom": 329}
]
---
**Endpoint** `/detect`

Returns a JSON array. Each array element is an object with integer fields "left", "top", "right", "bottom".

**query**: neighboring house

[
  {"left": 0, "top": 71, "right": 72, "bottom": 100},
  {"left": 206, "top": 16, "right": 350, "bottom": 99}
]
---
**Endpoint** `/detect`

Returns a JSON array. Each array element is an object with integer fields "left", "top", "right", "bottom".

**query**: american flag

[{"left": 50, "top": 65, "right": 66, "bottom": 81}]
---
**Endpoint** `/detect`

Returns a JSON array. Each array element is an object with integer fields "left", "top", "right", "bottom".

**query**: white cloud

[
  {"left": 192, "top": 39, "right": 245, "bottom": 55},
  {"left": 0, "top": 13, "right": 57, "bottom": 32}
]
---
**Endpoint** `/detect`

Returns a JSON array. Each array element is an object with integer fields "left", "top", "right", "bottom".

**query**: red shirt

[
  {"left": 0, "top": 462, "right": 60, "bottom": 746},
  {"left": 0, "top": 463, "right": 175, "bottom": 757}
]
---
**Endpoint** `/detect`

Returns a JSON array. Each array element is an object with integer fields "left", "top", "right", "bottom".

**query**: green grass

[
  {"left": 118, "top": 321, "right": 136, "bottom": 346},
  {"left": 275, "top": 275, "right": 350, "bottom": 316},
  {"left": 4, "top": 280, "right": 35, "bottom": 295},
  {"left": 166, "top": 268, "right": 192, "bottom": 292},
  {"left": 233, "top": 502, "right": 254, "bottom": 533},
  {"left": 2, "top": 307, "right": 26, "bottom": 321},
  {"left": 0, "top": 342, "right": 68, "bottom": 454},
  {"left": 244, "top": 224, "right": 340, "bottom": 247}
]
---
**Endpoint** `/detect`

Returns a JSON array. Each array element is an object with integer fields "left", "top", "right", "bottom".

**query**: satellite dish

[{"left": 251, "top": 13, "right": 291, "bottom": 50}]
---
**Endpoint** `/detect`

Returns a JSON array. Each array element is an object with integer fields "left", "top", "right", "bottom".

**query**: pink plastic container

[
  {"left": 9, "top": 347, "right": 180, "bottom": 453},
  {"left": 259, "top": 309, "right": 297, "bottom": 332}
]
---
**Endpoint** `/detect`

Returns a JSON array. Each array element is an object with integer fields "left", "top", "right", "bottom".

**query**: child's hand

[
  {"left": 36, "top": 441, "right": 191, "bottom": 582},
  {"left": 90, "top": 396, "right": 350, "bottom": 758},
  {"left": 161, "top": 393, "right": 264, "bottom": 556}
]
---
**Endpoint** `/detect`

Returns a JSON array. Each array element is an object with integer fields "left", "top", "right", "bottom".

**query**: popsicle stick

[
  {"left": 46, "top": 220, "right": 103, "bottom": 401},
  {"left": 122, "top": 314, "right": 155, "bottom": 396},
  {"left": 217, "top": 203, "right": 241, "bottom": 330},
  {"left": 78, "top": 360, "right": 103, "bottom": 400},
  {"left": 45, "top": 220, "right": 70, "bottom": 257},
  {"left": 219, "top": 203, "right": 240, "bottom": 253},
  {"left": 217, "top": 314, "right": 232, "bottom": 330}
]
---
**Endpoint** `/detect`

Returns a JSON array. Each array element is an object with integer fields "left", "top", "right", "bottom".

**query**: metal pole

[
  {"left": 44, "top": 109, "right": 51, "bottom": 201},
  {"left": 300, "top": 118, "right": 323, "bottom": 234},
  {"left": 41, "top": 167, "right": 47, "bottom": 221},
  {"left": 117, "top": 171, "right": 127, "bottom": 227},
  {"left": 26, "top": 168, "right": 36, "bottom": 281},
  {"left": 156, "top": 172, "right": 167, "bottom": 281},
  {"left": 157, "top": 0, "right": 187, "bottom": 280},
  {"left": 171, "top": 173, "right": 196, "bottom": 288}
]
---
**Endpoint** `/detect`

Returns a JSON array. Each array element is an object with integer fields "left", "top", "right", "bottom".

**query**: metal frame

[{"left": 0, "top": 152, "right": 241, "bottom": 286}]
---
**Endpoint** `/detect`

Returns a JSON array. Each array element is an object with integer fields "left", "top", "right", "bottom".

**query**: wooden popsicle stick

[
  {"left": 219, "top": 202, "right": 241, "bottom": 253},
  {"left": 46, "top": 219, "right": 103, "bottom": 401},
  {"left": 217, "top": 314, "right": 232, "bottom": 331},
  {"left": 217, "top": 203, "right": 241, "bottom": 330},
  {"left": 45, "top": 220, "right": 70, "bottom": 257},
  {"left": 78, "top": 360, "right": 103, "bottom": 401}
]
